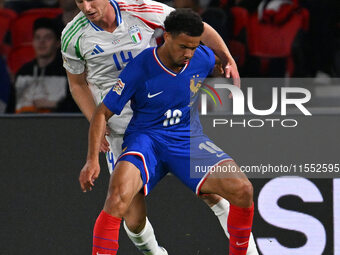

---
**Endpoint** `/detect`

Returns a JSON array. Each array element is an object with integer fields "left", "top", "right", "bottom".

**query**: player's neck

[
  {"left": 94, "top": 5, "right": 117, "bottom": 33},
  {"left": 157, "top": 47, "right": 183, "bottom": 73}
]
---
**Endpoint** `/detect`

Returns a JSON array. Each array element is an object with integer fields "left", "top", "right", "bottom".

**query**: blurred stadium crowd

[{"left": 0, "top": 0, "right": 339, "bottom": 114}]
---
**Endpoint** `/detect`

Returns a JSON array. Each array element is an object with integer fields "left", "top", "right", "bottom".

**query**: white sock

[
  {"left": 124, "top": 217, "right": 164, "bottom": 255},
  {"left": 210, "top": 199, "right": 259, "bottom": 255}
]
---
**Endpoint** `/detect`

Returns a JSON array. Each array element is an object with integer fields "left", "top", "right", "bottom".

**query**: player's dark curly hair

[{"left": 164, "top": 9, "right": 204, "bottom": 37}]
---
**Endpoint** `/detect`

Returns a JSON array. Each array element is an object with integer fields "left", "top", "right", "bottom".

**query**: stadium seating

[
  {"left": 228, "top": 7, "right": 248, "bottom": 69},
  {"left": 0, "top": 15, "right": 11, "bottom": 43},
  {"left": 246, "top": 11, "right": 309, "bottom": 58},
  {"left": 0, "top": 8, "right": 18, "bottom": 56},
  {"left": 248, "top": 7, "right": 308, "bottom": 76},
  {"left": 10, "top": 8, "right": 62, "bottom": 47},
  {"left": 0, "top": 8, "right": 18, "bottom": 22},
  {"left": 7, "top": 44, "right": 35, "bottom": 74},
  {"left": 0, "top": 8, "right": 18, "bottom": 42}
]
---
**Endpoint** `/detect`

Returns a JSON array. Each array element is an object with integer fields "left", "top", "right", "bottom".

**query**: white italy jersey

[{"left": 61, "top": 0, "right": 174, "bottom": 134}]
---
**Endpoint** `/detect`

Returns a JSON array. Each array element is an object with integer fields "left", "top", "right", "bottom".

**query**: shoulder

[
  {"left": 118, "top": 0, "right": 171, "bottom": 10},
  {"left": 61, "top": 12, "right": 89, "bottom": 53},
  {"left": 131, "top": 47, "right": 154, "bottom": 71},
  {"left": 126, "top": 47, "right": 154, "bottom": 67},
  {"left": 135, "top": 47, "right": 154, "bottom": 60},
  {"left": 190, "top": 45, "right": 215, "bottom": 74},
  {"left": 118, "top": 0, "right": 174, "bottom": 27},
  {"left": 194, "top": 45, "right": 215, "bottom": 65},
  {"left": 195, "top": 45, "right": 214, "bottom": 59},
  {"left": 121, "top": 48, "right": 154, "bottom": 80}
]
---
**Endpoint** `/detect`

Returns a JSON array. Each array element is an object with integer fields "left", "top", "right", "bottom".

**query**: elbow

[{"left": 68, "top": 82, "right": 78, "bottom": 95}]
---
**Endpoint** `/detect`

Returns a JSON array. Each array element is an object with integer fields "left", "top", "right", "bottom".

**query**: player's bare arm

[
  {"left": 79, "top": 103, "right": 114, "bottom": 192},
  {"left": 66, "top": 70, "right": 110, "bottom": 152},
  {"left": 210, "top": 54, "right": 224, "bottom": 77},
  {"left": 66, "top": 70, "right": 97, "bottom": 121},
  {"left": 201, "top": 23, "right": 240, "bottom": 88}
]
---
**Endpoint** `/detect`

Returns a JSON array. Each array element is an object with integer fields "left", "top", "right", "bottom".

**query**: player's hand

[
  {"left": 212, "top": 61, "right": 224, "bottom": 77},
  {"left": 79, "top": 160, "right": 100, "bottom": 192},
  {"left": 100, "top": 126, "right": 110, "bottom": 153},
  {"left": 224, "top": 58, "right": 241, "bottom": 98}
]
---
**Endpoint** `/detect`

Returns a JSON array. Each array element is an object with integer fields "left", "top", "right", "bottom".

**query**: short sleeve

[
  {"left": 198, "top": 45, "right": 216, "bottom": 75},
  {"left": 61, "top": 24, "right": 86, "bottom": 74},
  {"left": 103, "top": 60, "right": 142, "bottom": 115}
]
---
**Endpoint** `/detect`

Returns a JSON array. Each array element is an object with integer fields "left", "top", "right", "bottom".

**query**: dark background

[{"left": 0, "top": 115, "right": 338, "bottom": 254}]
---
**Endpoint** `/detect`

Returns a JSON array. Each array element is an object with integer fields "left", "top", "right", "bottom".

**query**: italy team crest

[{"left": 129, "top": 25, "right": 142, "bottom": 44}]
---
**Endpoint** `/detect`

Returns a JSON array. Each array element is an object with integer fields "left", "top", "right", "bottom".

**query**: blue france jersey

[{"left": 103, "top": 45, "right": 215, "bottom": 137}]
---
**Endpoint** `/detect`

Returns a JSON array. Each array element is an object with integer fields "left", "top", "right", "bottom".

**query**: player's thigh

[
  {"left": 117, "top": 133, "right": 167, "bottom": 196},
  {"left": 200, "top": 160, "right": 249, "bottom": 195},
  {"left": 200, "top": 160, "right": 253, "bottom": 207},
  {"left": 168, "top": 135, "right": 232, "bottom": 195},
  {"left": 106, "top": 160, "right": 144, "bottom": 205}
]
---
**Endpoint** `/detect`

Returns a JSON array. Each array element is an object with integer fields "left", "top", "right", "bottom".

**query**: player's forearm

[
  {"left": 69, "top": 82, "right": 97, "bottom": 122},
  {"left": 87, "top": 104, "right": 114, "bottom": 161},
  {"left": 87, "top": 108, "right": 106, "bottom": 161},
  {"left": 201, "top": 23, "right": 235, "bottom": 66}
]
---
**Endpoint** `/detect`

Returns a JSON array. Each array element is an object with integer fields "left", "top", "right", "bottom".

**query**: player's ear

[{"left": 163, "top": 32, "right": 171, "bottom": 42}]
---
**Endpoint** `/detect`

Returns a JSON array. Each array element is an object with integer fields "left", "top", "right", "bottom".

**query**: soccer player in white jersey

[{"left": 61, "top": 0, "right": 258, "bottom": 254}]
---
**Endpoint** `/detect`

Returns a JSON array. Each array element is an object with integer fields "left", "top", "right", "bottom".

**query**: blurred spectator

[
  {"left": 12, "top": 18, "right": 76, "bottom": 113},
  {"left": 55, "top": 0, "right": 79, "bottom": 31},
  {"left": 201, "top": 7, "right": 229, "bottom": 41},
  {"left": 235, "top": 0, "right": 310, "bottom": 77},
  {"left": 40, "top": 0, "right": 58, "bottom": 7},
  {"left": 173, "top": 0, "right": 203, "bottom": 13},
  {"left": 174, "top": 0, "right": 231, "bottom": 42},
  {"left": 234, "top": 0, "right": 262, "bottom": 12},
  {"left": 4, "top": 0, "right": 53, "bottom": 13}
]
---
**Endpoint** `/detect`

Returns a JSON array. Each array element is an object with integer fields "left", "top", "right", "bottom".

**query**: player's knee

[
  {"left": 234, "top": 179, "right": 253, "bottom": 207},
  {"left": 105, "top": 185, "right": 132, "bottom": 217},
  {"left": 217, "top": 178, "right": 253, "bottom": 207}
]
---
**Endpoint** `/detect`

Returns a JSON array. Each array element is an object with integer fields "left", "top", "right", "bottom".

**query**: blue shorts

[{"left": 116, "top": 132, "right": 232, "bottom": 195}]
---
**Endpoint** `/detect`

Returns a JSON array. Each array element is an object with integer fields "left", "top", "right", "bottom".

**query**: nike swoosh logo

[
  {"left": 236, "top": 241, "right": 249, "bottom": 246},
  {"left": 216, "top": 153, "right": 226, "bottom": 157},
  {"left": 148, "top": 91, "right": 163, "bottom": 98}
]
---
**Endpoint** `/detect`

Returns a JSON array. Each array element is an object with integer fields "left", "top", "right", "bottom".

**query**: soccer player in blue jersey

[
  {"left": 80, "top": 9, "right": 254, "bottom": 255},
  {"left": 65, "top": 0, "right": 259, "bottom": 254}
]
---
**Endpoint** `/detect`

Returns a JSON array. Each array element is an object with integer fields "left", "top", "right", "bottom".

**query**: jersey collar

[
  {"left": 88, "top": 0, "right": 122, "bottom": 31},
  {"left": 153, "top": 48, "right": 189, "bottom": 77}
]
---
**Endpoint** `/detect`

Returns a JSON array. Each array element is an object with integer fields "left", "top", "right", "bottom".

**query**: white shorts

[
  {"left": 89, "top": 83, "right": 133, "bottom": 173},
  {"left": 105, "top": 133, "right": 125, "bottom": 174}
]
